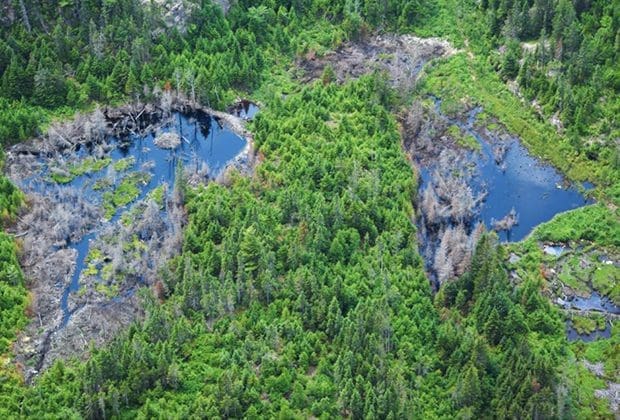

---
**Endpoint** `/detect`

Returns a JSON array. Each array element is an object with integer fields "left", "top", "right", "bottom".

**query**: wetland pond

[
  {"left": 412, "top": 98, "right": 594, "bottom": 287},
  {"left": 563, "top": 292, "right": 619, "bottom": 342},
  {"left": 425, "top": 100, "right": 594, "bottom": 242},
  {"left": 410, "top": 99, "right": 615, "bottom": 342},
  {"left": 566, "top": 320, "right": 612, "bottom": 342},
  {"left": 14, "top": 109, "right": 248, "bottom": 328}
]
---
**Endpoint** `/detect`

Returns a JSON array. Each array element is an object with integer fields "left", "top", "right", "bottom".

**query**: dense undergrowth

[{"left": 0, "top": 0, "right": 618, "bottom": 418}]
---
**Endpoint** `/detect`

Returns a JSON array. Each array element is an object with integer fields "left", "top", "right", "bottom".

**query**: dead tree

[
  {"left": 173, "top": 68, "right": 183, "bottom": 94},
  {"left": 90, "top": 107, "right": 107, "bottom": 141},
  {"left": 185, "top": 68, "right": 197, "bottom": 104},
  {"left": 420, "top": 186, "right": 443, "bottom": 226},
  {"left": 18, "top": 0, "right": 31, "bottom": 32},
  {"left": 160, "top": 90, "right": 172, "bottom": 118},
  {"left": 492, "top": 208, "right": 519, "bottom": 232},
  {"left": 493, "top": 143, "right": 508, "bottom": 164},
  {"left": 434, "top": 227, "right": 453, "bottom": 283},
  {"left": 90, "top": 27, "right": 105, "bottom": 59}
]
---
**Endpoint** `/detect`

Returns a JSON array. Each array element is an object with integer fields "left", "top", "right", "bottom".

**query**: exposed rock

[{"left": 583, "top": 360, "right": 605, "bottom": 377}]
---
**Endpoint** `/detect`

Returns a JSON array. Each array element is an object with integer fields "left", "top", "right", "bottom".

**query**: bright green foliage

[
  {"left": 439, "top": 234, "right": 569, "bottom": 418},
  {"left": 113, "top": 156, "right": 135, "bottom": 172},
  {"left": 0, "top": 176, "right": 24, "bottom": 223},
  {"left": 534, "top": 204, "right": 620, "bottom": 248},
  {"left": 0, "top": 163, "right": 26, "bottom": 355},
  {"left": 592, "top": 264, "right": 619, "bottom": 304},
  {"left": 476, "top": 0, "right": 619, "bottom": 138},
  {"left": 102, "top": 172, "right": 151, "bottom": 219},
  {"left": 570, "top": 314, "right": 606, "bottom": 335},
  {"left": 0, "top": 0, "right": 616, "bottom": 418},
  {"left": 0, "top": 232, "right": 27, "bottom": 355},
  {"left": 0, "top": 74, "right": 579, "bottom": 419},
  {"left": 419, "top": 54, "right": 619, "bottom": 194},
  {"left": 51, "top": 156, "right": 112, "bottom": 184},
  {"left": 565, "top": 324, "right": 620, "bottom": 419},
  {"left": 0, "top": 99, "right": 45, "bottom": 146},
  {"left": 1, "top": 74, "right": 449, "bottom": 418}
]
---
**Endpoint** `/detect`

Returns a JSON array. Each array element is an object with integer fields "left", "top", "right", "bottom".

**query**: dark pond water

[
  {"left": 561, "top": 292, "right": 618, "bottom": 342},
  {"left": 431, "top": 100, "right": 594, "bottom": 242},
  {"left": 22, "top": 111, "right": 248, "bottom": 327},
  {"left": 565, "top": 292, "right": 620, "bottom": 315},
  {"left": 230, "top": 101, "right": 259, "bottom": 120},
  {"left": 566, "top": 320, "right": 612, "bottom": 342}
]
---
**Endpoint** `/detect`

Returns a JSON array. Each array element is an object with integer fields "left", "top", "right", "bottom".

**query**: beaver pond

[
  {"left": 404, "top": 98, "right": 615, "bottom": 343},
  {"left": 406, "top": 98, "right": 594, "bottom": 289},
  {"left": 6, "top": 103, "right": 252, "bottom": 378},
  {"left": 42, "top": 111, "right": 245, "bottom": 326}
]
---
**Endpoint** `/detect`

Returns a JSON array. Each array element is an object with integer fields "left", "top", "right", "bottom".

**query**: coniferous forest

[{"left": 0, "top": 0, "right": 618, "bottom": 418}]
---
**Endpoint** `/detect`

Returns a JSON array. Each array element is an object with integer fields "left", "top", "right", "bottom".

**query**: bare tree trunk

[
  {"left": 19, "top": 0, "right": 31, "bottom": 32},
  {"left": 32, "top": 2, "right": 49, "bottom": 33}
]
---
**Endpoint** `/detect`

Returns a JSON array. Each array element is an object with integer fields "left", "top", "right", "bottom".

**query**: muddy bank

[
  {"left": 6, "top": 97, "right": 255, "bottom": 381},
  {"left": 297, "top": 34, "right": 456, "bottom": 89}
]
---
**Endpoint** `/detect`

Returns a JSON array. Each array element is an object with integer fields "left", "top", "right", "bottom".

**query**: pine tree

[
  {"left": 326, "top": 296, "right": 343, "bottom": 339},
  {"left": 484, "top": 308, "right": 502, "bottom": 345},
  {"left": 2, "top": 57, "right": 31, "bottom": 100},
  {"left": 454, "top": 363, "right": 481, "bottom": 410},
  {"left": 501, "top": 39, "right": 521, "bottom": 80},
  {"left": 124, "top": 65, "right": 140, "bottom": 98}
]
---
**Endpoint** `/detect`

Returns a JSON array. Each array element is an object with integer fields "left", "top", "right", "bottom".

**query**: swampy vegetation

[
  {"left": 4, "top": 100, "right": 252, "bottom": 378},
  {"left": 0, "top": 0, "right": 618, "bottom": 418}
]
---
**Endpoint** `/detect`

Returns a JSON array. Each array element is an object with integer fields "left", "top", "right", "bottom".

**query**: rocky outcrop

[{"left": 141, "top": 0, "right": 198, "bottom": 33}]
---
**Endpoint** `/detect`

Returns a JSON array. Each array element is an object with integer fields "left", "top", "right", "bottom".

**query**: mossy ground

[
  {"left": 446, "top": 124, "right": 480, "bottom": 151},
  {"left": 51, "top": 156, "right": 112, "bottom": 184},
  {"left": 569, "top": 314, "right": 607, "bottom": 335},
  {"left": 102, "top": 172, "right": 151, "bottom": 220}
]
